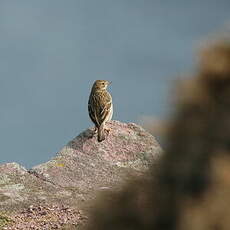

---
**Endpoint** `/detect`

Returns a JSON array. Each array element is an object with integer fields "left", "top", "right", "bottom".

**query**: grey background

[{"left": 0, "top": 0, "right": 229, "bottom": 168}]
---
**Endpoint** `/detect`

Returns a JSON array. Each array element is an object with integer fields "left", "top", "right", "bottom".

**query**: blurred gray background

[{"left": 0, "top": 0, "right": 229, "bottom": 168}]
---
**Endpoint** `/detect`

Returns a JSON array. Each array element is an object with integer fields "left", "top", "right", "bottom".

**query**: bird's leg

[
  {"left": 89, "top": 126, "right": 98, "bottom": 138},
  {"left": 104, "top": 125, "right": 111, "bottom": 135}
]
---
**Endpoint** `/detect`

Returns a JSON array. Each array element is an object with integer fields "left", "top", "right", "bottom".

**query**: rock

[
  {"left": 0, "top": 121, "right": 161, "bottom": 228},
  {"left": 31, "top": 121, "right": 161, "bottom": 193},
  {"left": 0, "top": 163, "right": 69, "bottom": 212}
]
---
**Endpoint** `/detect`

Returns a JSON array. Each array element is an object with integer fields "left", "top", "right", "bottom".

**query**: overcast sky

[{"left": 0, "top": 0, "right": 230, "bottom": 168}]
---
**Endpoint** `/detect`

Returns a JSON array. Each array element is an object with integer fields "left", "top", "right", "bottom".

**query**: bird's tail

[{"left": 98, "top": 125, "right": 105, "bottom": 142}]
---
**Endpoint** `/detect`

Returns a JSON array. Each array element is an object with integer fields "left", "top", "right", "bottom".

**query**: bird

[{"left": 88, "top": 80, "right": 113, "bottom": 142}]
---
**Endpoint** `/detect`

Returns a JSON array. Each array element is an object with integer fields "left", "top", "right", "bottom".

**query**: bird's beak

[{"left": 109, "top": 81, "right": 112, "bottom": 85}]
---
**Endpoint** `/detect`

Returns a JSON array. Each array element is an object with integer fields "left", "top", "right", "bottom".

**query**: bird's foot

[
  {"left": 104, "top": 128, "right": 111, "bottom": 135},
  {"left": 89, "top": 127, "right": 97, "bottom": 138}
]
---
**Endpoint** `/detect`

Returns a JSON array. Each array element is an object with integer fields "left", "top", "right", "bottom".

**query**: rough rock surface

[
  {"left": 5, "top": 204, "right": 88, "bottom": 230},
  {"left": 0, "top": 121, "right": 161, "bottom": 229}
]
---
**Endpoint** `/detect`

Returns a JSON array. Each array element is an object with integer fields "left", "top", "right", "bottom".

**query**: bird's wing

[
  {"left": 88, "top": 91, "right": 112, "bottom": 126},
  {"left": 88, "top": 95, "right": 100, "bottom": 127},
  {"left": 99, "top": 91, "right": 112, "bottom": 122}
]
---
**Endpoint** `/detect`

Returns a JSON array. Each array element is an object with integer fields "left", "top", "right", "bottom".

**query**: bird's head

[{"left": 92, "top": 80, "right": 111, "bottom": 90}]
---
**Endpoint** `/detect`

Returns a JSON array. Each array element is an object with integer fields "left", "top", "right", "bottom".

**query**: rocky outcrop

[{"left": 0, "top": 121, "right": 161, "bottom": 229}]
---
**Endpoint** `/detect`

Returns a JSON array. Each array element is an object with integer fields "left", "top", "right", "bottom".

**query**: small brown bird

[{"left": 88, "top": 80, "right": 113, "bottom": 142}]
